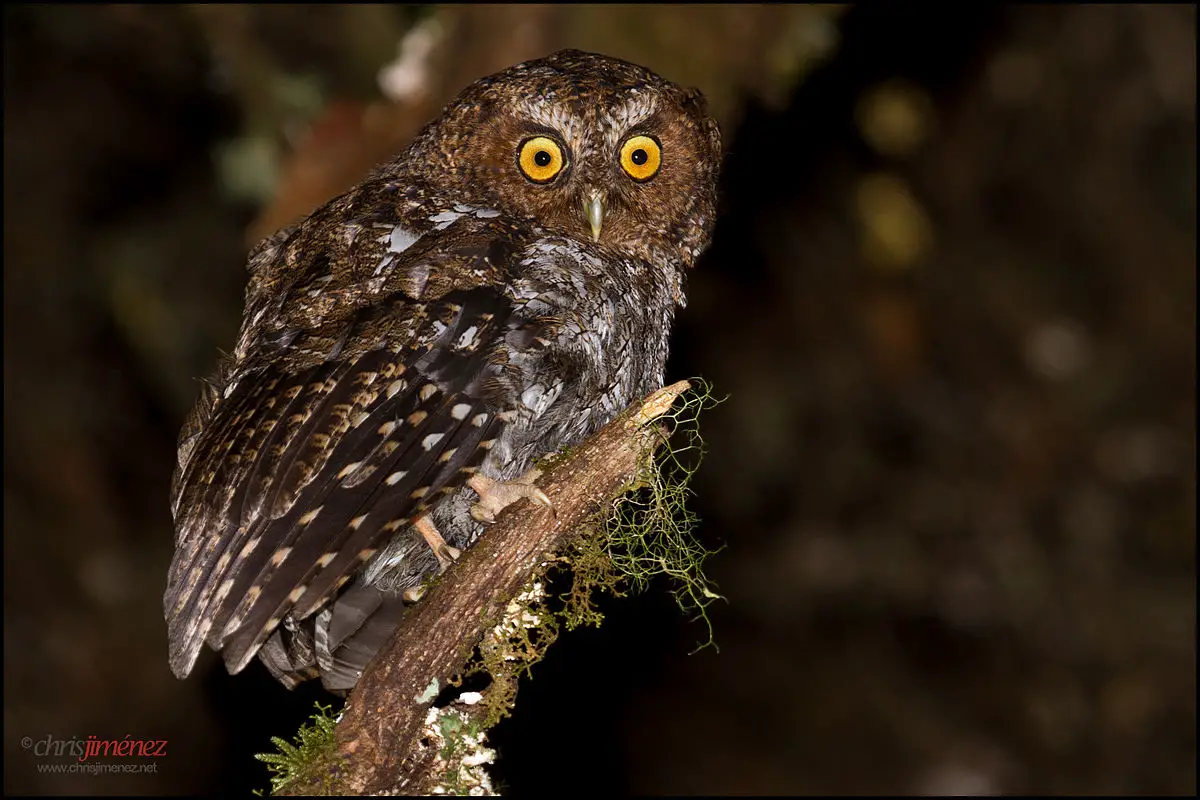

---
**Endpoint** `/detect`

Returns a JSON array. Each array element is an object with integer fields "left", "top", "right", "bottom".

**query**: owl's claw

[{"left": 467, "top": 469, "right": 554, "bottom": 523}]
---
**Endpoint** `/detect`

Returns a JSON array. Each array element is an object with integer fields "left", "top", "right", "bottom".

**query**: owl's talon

[
  {"left": 467, "top": 470, "right": 554, "bottom": 524},
  {"left": 436, "top": 544, "right": 462, "bottom": 571}
]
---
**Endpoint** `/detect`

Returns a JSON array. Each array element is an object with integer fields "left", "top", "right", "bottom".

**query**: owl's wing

[{"left": 165, "top": 196, "right": 545, "bottom": 680}]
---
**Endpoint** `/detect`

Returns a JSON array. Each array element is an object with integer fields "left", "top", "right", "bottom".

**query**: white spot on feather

[
  {"left": 389, "top": 225, "right": 420, "bottom": 254},
  {"left": 455, "top": 325, "right": 479, "bottom": 350},
  {"left": 430, "top": 209, "right": 463, "bottom": 230}
]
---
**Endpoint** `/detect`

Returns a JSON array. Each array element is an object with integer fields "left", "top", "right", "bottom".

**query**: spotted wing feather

[{"left": 217, "top": 297, "right": 511, "bottom": 673}]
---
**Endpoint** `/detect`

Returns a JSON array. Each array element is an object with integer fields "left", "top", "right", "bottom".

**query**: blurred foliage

[{"left": 4, "top": 3, "right": 1194, "bottom": 796}]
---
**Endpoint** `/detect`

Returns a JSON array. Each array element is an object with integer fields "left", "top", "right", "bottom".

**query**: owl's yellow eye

[
  {"left": 517, "top": 137, "right": 566, "bottom": 183},
  {"left": 619, "top": 135, "right": 662, "bottom": 182}
]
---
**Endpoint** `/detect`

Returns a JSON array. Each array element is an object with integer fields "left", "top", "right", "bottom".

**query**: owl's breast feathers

[{"left": 164, "top": 181, "right": 680, "bottom": 683}]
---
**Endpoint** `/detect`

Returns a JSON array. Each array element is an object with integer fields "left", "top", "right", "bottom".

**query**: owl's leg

[{"left": 467, "top": 469, "right": 554, "bottom": 523}]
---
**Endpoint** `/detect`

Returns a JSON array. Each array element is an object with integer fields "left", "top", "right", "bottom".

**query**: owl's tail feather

[{"left": 258, "top": 580, "right": 412, "bottom": 694}]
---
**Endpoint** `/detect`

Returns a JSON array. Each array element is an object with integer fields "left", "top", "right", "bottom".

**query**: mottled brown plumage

[{"left": 165, "top": 50, "right": 721, "bottom": 692}]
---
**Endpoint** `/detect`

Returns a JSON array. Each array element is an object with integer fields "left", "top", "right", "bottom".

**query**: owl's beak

[{"left": 583, "top": 190, "right": 605, "bottom": 242}]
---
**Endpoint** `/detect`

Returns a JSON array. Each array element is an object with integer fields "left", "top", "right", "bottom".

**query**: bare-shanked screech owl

[{"left": 165, "top": 50, "right": 721, "bottom": 692}]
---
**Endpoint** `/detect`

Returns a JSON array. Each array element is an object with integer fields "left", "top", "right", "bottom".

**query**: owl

[{"left": 165, "top": 50, "right": 722, "bottom": 693}]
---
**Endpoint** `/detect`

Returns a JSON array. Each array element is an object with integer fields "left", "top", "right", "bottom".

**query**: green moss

[
  {"left": 254, "top": 701, "right": 343, "bottom": 795},
  {"left": 530, "top": 442, "right": 577, "bottom": 473},
  {"left": 601, "top": 379, "right": 726, "bottom": 651},
  {"left": 559, "top": 522, "right": 625, "bottom": 631}
]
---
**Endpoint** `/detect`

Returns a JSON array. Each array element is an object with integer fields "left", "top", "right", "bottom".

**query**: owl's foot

[
  {"left": 467, "top": 469, "right": 554, "bottom": 523},
  {"left": 414, "top": 515, "right": 462, "bottom": 572},
  {"left": 402, "top": 516, "right": 461, "bottom": 604}
]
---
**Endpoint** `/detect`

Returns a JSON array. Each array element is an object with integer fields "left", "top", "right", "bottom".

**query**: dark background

[{"left": 4, "top": 4, "right": 1195, "bottom": 795}]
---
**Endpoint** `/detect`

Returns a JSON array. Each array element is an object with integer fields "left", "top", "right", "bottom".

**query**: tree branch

[{"left": 280, "top": 380, "right": 693, "bottom": 796}]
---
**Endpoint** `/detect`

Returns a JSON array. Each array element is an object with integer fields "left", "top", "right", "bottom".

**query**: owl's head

[{"left": 402, "top": 50, "right": 722, "bottom": 268}]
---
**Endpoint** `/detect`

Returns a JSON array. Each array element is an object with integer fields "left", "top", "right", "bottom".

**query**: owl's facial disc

[{"left": 583, "top": 189, "right": 605, "bottom": 241}]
